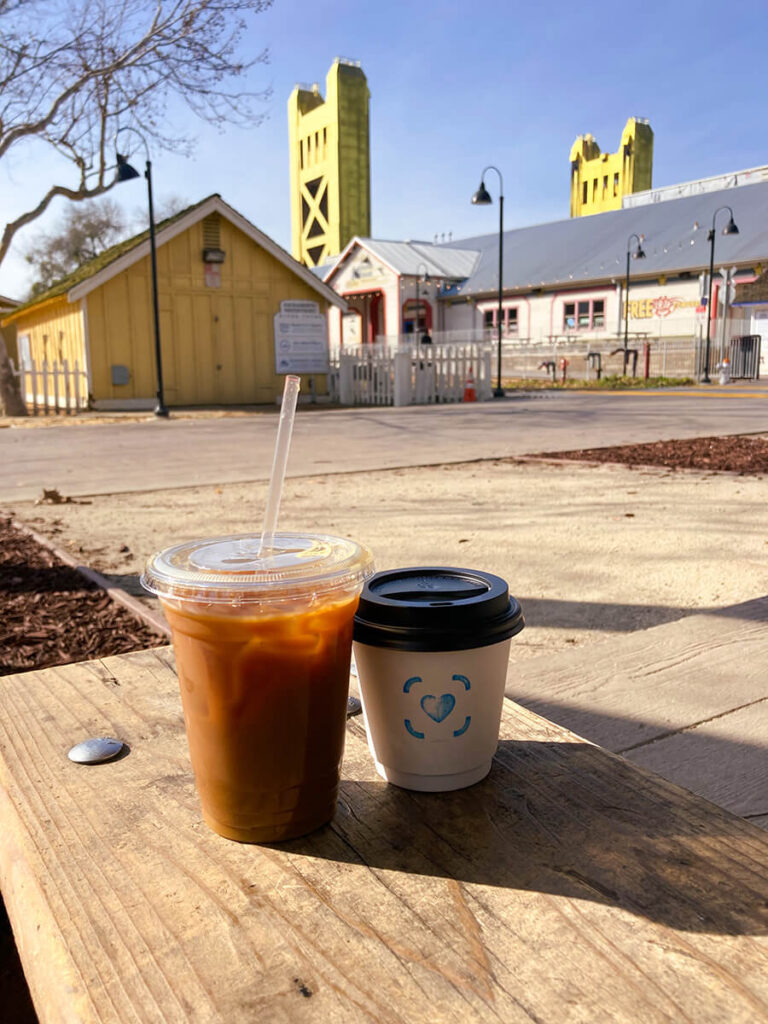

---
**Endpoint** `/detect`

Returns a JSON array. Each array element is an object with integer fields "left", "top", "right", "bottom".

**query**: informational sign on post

[{"left": 273, "top": 300, "right": 330, "bottom": 375}]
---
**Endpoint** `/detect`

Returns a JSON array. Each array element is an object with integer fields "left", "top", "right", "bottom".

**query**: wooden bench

[{"left": 1, "top": 646, "right": 768, "bottom": 1022}]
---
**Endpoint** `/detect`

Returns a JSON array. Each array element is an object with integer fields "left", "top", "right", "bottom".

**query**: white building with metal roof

[{"left": 323, "top": 174, "right": 768, "bottom": 377}]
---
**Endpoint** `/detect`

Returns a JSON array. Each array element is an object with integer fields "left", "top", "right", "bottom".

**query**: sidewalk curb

[{"left": 13, "top": 522, "right": 171, "bottom": 639}]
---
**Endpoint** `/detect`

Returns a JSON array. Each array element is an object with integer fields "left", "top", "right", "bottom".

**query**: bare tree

[
  {"left": 0, "top": 0, "right": 272, "bottom": 414},
  {"left": 23, "top": 198, "right": 126, "bottom": 295},
  {"left": 145, "top": 195, "right": 190, "bottom": 223}
]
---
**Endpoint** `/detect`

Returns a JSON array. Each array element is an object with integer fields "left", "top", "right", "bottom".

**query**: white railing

[
  {"left": 12, "top": 358, "right": 89, "bottom": 414},
  {"left": 373, "top": 328, "right": 488, "bottom": 348},
  {"left": 497, "top": 337, "right": 703, "bottom": 381},
  {"left": 330, "top": 343, "right": 493, "bottom": 406},
  {"left": 473, "top": 314, "right": 768, "bottom": 381}
]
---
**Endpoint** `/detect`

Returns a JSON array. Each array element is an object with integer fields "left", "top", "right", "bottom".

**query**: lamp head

[
  {"left": 471, "top": 181, "right": 492, "bottom": 205},
  {"left": 633, "top": 245, "right": 646, "bottom": 259},
  {"left": 723, "top": 217, "right": 739, "bottom": 236},
  {"left": 116, "top": 152, "right": 140, "bottom": 182}
]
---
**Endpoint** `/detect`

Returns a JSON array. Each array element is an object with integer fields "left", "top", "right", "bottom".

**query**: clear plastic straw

[{"left": 259, "top": 375, "right": 301, "bottom": 556}]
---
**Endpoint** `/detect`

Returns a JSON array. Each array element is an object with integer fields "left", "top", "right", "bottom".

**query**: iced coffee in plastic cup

[{"left": 142, "top": 532, "right": 374, "bottom": 843}]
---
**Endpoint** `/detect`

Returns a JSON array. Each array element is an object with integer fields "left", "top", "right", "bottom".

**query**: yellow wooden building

[{"left": 3, "top": 195, "right": 345, "bottom": 409}]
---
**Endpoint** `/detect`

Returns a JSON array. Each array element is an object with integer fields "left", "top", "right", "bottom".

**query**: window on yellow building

[
  {"left": 603, "top": 175, "right": 608, "bottom": 195},
  {"left": 582, "top": 181, "right": 588, "bottom": 204},
  {"left": 592, "top": 179, "right": 598, "bottom": 201},
  {"left": 299, "top": 139, "right": 304, "bottom": 169},
  {"left": 613, "top": 172, "right": 619, "bottom": 197},
  {"left": 322, "top": 126, "right": 327, "bottom": 158}
]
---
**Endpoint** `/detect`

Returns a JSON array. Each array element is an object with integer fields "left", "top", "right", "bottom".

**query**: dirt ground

[{"left": 8, "top": 441, "right": 767, "bottom": 661}]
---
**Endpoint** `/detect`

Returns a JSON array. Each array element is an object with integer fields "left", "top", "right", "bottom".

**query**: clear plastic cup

[{"left": 142, "top": 532, "right": 374, "bottom": 842}]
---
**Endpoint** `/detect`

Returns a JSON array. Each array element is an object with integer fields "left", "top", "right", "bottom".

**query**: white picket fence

[
  {"left": 13, "top": 358, "right": 89, "bottom": 414},
  {"left": 329, "top": 343, "right": 493, "bottom": 406}
]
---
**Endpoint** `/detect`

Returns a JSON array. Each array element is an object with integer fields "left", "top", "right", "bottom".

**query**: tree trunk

[{"left": 0, "top": 332, "right": 28, "bottom": 416}]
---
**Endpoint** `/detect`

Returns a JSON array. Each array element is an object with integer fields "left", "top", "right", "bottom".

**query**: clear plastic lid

[{"left": 141, "top": 532, "right": 375, "bottom": 604}]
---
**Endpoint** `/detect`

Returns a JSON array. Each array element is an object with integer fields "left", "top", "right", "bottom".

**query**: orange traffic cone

[{"left": 463, "top": 365, "right": 477, "bottom": 403}]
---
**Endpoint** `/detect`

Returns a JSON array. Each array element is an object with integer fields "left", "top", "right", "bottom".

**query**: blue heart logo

[{"left": 420, "top": 693, "right": 456, "bottom": 723}]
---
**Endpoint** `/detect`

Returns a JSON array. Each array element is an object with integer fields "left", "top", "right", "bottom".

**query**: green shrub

[{"left": 503, "top": 376, "right": 695, "bottom": 391}]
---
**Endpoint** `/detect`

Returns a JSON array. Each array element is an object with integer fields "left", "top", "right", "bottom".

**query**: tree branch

[{"left": 1, "top": 179, "right": 119, "bottom": 266}]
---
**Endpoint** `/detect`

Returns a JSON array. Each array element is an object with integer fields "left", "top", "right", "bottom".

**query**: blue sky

[{"left": 2, "top": 0, "right": 766, "bottom": 297}]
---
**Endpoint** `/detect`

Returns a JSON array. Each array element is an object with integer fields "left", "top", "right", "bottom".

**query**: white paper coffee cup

[{"left": 353, "top": 568, "right": 524, "bottom": 792}]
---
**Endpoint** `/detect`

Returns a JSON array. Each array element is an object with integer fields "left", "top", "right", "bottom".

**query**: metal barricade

[{"left": 728, "top": 336, "right": 761, "bottom": 379}]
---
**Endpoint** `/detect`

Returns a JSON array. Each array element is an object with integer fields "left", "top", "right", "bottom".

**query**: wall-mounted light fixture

[{"left": 203, "top": 248, "right": 226, "bottom": 263}]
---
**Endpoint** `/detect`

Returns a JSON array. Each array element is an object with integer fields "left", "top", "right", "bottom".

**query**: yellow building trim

[
  {"left": 1, "top": 294, "right": 69, "bottom": 327},
  {"left": 80, "top": 296, "right": 93, "bottom": 394},
  {"left": 570, "top": 118, "right": 653, "bottom": 217}
]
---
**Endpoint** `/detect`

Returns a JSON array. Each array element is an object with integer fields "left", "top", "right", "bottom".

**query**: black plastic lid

[{"left": 353, "top": 567, "right": 524, "bottom": 652}]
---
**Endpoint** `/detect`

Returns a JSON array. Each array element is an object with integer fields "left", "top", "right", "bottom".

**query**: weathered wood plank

[
  {"left": 1, "top": 647, "right": 768, "bottom": 1023},
  {"left": 507, "top": 596, "right": 768, "bottom": 752},
  {"left": 625, "top": 698, "right": 768, "bottom": 818}
]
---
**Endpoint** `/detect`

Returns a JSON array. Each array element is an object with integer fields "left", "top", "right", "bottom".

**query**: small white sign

[
  {"left": 204, "top": 264, "right": 221, "bottom": 289},
  {"left": 273, "top": 311, "right": 329, "bottom": 374},
  {"left": 280, "top": 299, "right": 319, "bottom": 315}
]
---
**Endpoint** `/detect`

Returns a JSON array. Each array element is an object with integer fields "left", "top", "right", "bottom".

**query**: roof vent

[{"left": 202, "top": 214, "right": 221, "bottom": 250}]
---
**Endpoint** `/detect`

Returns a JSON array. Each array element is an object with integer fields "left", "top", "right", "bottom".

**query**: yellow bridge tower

[
  {"left": 288, "top": 58, "right": 371, "bottom": 267},
  {"left": 570, "top": 117, "right": 653, "bottom": 217}
]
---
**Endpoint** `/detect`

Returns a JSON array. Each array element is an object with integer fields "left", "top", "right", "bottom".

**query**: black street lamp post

[
  {"left": 471, "top": 167, "right": 505, "bottom": 397},
  {"left": 623, "top": 232, "right": 645, "bottom": 375},
  {"left": 115, "top": 128, "right": 168, "bottom": 417},
  {"left": 702, "top": 206, "right": 739, "bottom": 383}
]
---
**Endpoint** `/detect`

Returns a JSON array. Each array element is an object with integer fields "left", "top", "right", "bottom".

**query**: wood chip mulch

[
  {"left": 0, "top": 516, "right": 166, "bottom": 678},
  {"left": 0, "top": 518, "right": 167, "bottom": 1020},
  {"left": 535, "top": 434, "right": 768, "bottom": 474}
]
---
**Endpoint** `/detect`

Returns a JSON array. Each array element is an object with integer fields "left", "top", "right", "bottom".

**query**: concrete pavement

[
  {"left": 508, "top": 594, "right": 768, "bottom": 828},
  {"left": 1, "top": 387, "right": 766, "bottom": 502}
]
